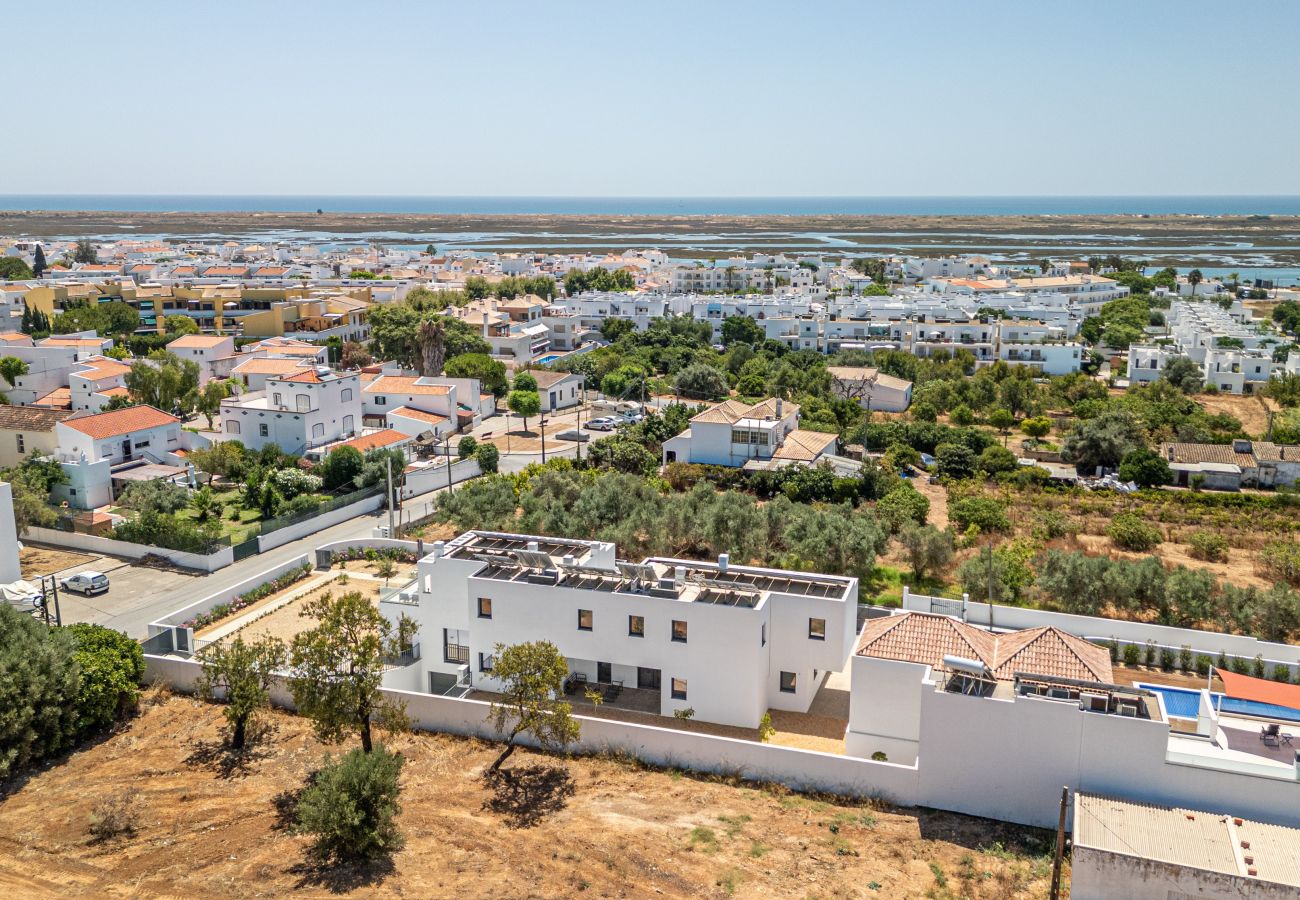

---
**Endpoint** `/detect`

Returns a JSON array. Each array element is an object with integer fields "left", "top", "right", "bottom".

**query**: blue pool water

[
  {"left": 534, "top": 354, "right": 563, "bottom": 365},
  {"left": 1136, "top": 683, "right": 1300, "bottom": 723}
]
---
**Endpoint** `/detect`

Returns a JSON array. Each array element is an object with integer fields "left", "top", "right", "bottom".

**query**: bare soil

[
  {"left": 0, "top": 695, "right": 1062, "bottom": 898},
  {"left": 1196, "top": 391, "right": 1277, "bottom": 438},
  {"left": 229, "top": 578, "right": 384, "bottom": 645},
  {"left": 20, "top": 547, "right": 98, "bottom": 579}
]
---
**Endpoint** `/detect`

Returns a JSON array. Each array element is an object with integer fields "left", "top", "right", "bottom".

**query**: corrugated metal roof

[{"left": 1074, "top": 794, "right": 1300, "bottom": 888}]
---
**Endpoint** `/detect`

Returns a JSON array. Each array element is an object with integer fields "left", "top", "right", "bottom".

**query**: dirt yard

[
  {"left": 0, "top": 695, "right": 1063, "bottom": 898},
  {"left": 19, "top": 546, "right": 98, "bottom": 579},
  {"left": 1196, "top": 391, "right": 1276, "bottom": 437},
  {"left": 226, "top": 578, "right": 385, "bottom": 646}
]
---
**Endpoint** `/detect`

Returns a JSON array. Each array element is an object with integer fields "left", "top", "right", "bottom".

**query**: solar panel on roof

[{"left": 513, "top": 549, "right": 555, "bottom": 570}]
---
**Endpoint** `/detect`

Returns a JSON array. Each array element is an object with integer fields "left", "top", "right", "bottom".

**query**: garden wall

[
  {"left": 401, "top": 458, "right": 481, "bottom": 500},
  {"left": 145, "top": 554, "right": 311, "bottom": 651},
  {"left": 255, "top": 492, "right": 385, "bottom": 553},
  {"left": 142, "top": 653, "right": 920, "bottom": 808},
  {"left": 901, "top": 588, "right": 1300, "bottom": 672},
  {"left": 26, "top": 526, "right": 234, "bottom": 573}
]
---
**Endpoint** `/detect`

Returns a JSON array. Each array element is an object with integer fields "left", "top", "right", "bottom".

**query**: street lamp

[{"left": 540, "top": 416, "right": 547, "bottom": 463}]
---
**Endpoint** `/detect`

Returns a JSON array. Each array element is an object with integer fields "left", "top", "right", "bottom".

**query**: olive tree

[
  {"left": 288, "top": 592, "right": 416, "bottom": 753},
  {"left": 486, "top": 640, "right": 580, "bottom": 775},
  {"left": 196, "top": 635, "right": 286, "bottom": 750}
]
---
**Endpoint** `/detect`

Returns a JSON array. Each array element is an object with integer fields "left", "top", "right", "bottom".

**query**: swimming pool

[
  {"left": 1136, "top": 683, "right": 1300, "bottom": 723},
  {"left": 534, "top": 354, "right": 563, "bottom": 365}
]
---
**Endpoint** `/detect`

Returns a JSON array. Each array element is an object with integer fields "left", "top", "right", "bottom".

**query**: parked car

[
  {"left": 60, "top": 571, "right": 110, "bottom": 596},
  {"left": 555, "top": 429, "right": 590, "bottom": 442},
  {"left": 616, "top": 411, "right": 645, "bottom": 424},
  {"left": 586, "top": 417, "right": 618, "bottom": 431}
]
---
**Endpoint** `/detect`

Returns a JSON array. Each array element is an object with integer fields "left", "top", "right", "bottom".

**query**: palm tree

[
  {"left": 1228, "top": 271, "right": 1240, "bottom": 294},
  {"left": 190, "top": 486, "right": 218, "bottom": 523},
  {"left": 416, "top": 317, "right": 446, "bottom": 376},
  {"left": 1188, "top": 269, "right": 1204, "bottom": 299}
]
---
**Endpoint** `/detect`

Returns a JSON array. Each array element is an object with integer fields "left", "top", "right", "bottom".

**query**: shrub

[
  {"left": 1257, "top": 541, "right": 1300, "bottom": 586},
  {"left": 758, "top": 712, "right": 775, "bottom": 743},
  {"left": 1217, "top": 651, "right": 1229, "bottom": 671},
  {"left": 68, "top": 624, "right": 145, "bottom": 735},
  {"left": 1122, "top": 644, "right": 1140, "bottom": 667},
  {"left": 870, "top": 751, "right": 888, "bottom": 762},
  {"left": 0, "top": 606, "right": 79, "bottom": 779},
  {"left": 1195, "top": 654, "right": 1213, "bottom": 677},
  {"left": 294, "top": 745, "right": 405, "bottom": 862},
  {"left": 948, "top": 497, "right": 1010, "bottom": 533},
  {"left": 475, "top": 442, "right": 500, "bottom": 474},
  {"left": 88, "top": 793, "right": 139, "bottom": 842},
  {"left": 1230, "top": 656, "right": 1250, "bottom": 675},
  {"left": 1188, "top": 531, "right": 1228, "bottom": 563},
  {"left": 457, "top": 436, "right": 478, "bottom": 459},
  {"left": 934, "top": 443, "right": 975, "bottom": 479},
  {"left": 181, "top": 563, "right": 312, "bottom": 630},
  {"left": 977, "top": 445, "right": 1018, "bottom": 475},
  {"left": 877, "top": 484, "right": 930, "bottom": 532},
  {"left": 1159, "top": 649, "right": 1175, "bottom": 672},
  {"left": 1031, "top": 508, "right": 1074, "bottom": 540},
  {"left": 1144, "top": 641, "right": 1158, "bottom": 668},
  {"left": 1272, "top": 664, "right": 1292, "bottom": 683},
  {"left": 271, "top": 468, "right": 322, "bottom": 500},
  {"left": 1107, "top": 513, "right": 1162, "bottom": 552},
  {"left": 1252, "top": 655, "right": 1266, "bottom": 679},
  {"left": 1178, "top": 646, "right": 1192, "bottom": 673}
]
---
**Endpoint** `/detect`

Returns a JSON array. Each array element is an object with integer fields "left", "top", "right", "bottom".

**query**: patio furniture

[
  {"left": 602, "top": 680, "right": 623, "bottom": 703},
  {"left": 1260, "top": 723, "right": 1281, "bottom": 747}
]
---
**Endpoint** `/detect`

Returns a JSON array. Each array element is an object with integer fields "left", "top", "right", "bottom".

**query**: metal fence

[{"left": 259, "top": 484, "right": 384, "bottom": 535}]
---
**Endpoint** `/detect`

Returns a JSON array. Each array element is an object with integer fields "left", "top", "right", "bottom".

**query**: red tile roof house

[
  {"left": 361, "top": 373, "right": 461, "bottom": 427},
  {"left": 52, "top": 406, "right": 185, "bottom": 509}
]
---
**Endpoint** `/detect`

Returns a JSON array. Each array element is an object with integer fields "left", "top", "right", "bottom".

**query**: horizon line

[{"left": 5, "top": 192, "right": 1300, "bottom": 200}]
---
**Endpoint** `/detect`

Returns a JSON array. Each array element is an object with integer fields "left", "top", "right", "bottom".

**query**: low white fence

[
  {"left": 256, "top": 492, "right": 386, "bottom": 553},
  {"left": 26, "top": 525, "right": 234, "bottom": 573},
  {"left": 401, "top": 458, "right": 481, "bottom": 500},
  {"left": 902, "top": 588, "right": 1300, "bottom": 674}
]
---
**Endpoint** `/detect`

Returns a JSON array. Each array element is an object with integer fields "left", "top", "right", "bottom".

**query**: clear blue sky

[{"left": 11, "top": 0, "right": 1300, "bottom": 196}]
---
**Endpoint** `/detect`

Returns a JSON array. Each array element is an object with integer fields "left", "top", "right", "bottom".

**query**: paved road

[{"left": 53, "top": 483, "right": 455, "bottom": 639}]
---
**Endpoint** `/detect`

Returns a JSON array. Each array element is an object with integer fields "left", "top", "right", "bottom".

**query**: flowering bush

[
  {"left": 332, "top": 546, "right": 417, "bottom": 566},
  {"left": 182, "top": 563, "right": 312, "bottom": 630}
]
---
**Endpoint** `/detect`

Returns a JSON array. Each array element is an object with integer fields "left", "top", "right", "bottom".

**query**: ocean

[{"left": 4, "top": 195, "right": 1300, "bottom": 216}]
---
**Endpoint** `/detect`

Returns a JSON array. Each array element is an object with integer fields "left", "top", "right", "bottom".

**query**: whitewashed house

[
  {"left": 219, "top": 366, "right": 360, "bottom": 454},
  {"left": 382, "top": 530, "right": 859, "bottom": 729}
]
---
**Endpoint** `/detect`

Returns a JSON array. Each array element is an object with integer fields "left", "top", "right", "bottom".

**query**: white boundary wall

[
  {"left": 401, "top": 458, "right": 481, "bottom": 499},
  {"left": 26, "top": 525, "right": 234, "bottom": 572},
  {"left": 145, "top": 554, "right": 311, "bottom": 651},
  {"left": 256, "top": 492, "right": 385, "bottom": 553},
  {"left": 902, "top": 588, "right": 1300, "bottom": 671},
  {"left": 143, "top": 652, "right": 1300, "bottom": 831}
]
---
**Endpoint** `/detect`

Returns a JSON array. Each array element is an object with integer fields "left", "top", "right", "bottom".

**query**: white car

[
  {"left": 586, "top": 417, "right": 619, "bottom": 431},
  {"left": 61, "top": 571, "right": 110, "bottom": 596}
]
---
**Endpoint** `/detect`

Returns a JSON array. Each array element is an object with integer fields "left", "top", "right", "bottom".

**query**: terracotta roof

[
  {"left": 278, "top": 368, "right": 340, "bottom": 384},
  {"left": 388, "top": 406, "right": 448, "bottom": 425},
  {"left": 232, "top": 357, "right": 308, "bottom": 376},
  {"left": 40, "top": 338, "right": 106, "bottom": 348},
  {"left": 95, "top": 386, "right": 131, "bottom": 398},
  {"left": 0, "top": 332, "right": 32, "bottom": 344},
  {"left": 202, "top": 266, "right": 248, "bottom": 277},
  {"left": 338, "top": 429, "right": 411, "bottom": 453},
  {"left": 1248, "top": 441, "right": 1300, "bottom": 463},
  {"left": 526, "top": 370, "right": 580, "bottom": 389},
  {"left": 62, "top": 405, "right": 179, "bottom": 439},
  {"left": 690, "top": 397, "right": 800, "bottom": 425},
  {"left": 772, "top": 428, "right": 838, "bottom": 462},
  {"left": 168, "top": 334, "right": 230, "bottom": 349},
  {"left": 363, "top": 375, "right": 452, "bottom": 396},
  {"left": 74, "top": 356, "right": 131, "bottom": 380},
  {"left": 1159, "top": 442, "right": 1255, "bottom": 468},
  {"left": 855, "top": 611, "right": 1111, "bottom": 683},
  {"left": 32, "top": 387, "right": 72, "bottom": 408},
  {"left": 0, "top": 405, "right": 75, "bottom": 430}
]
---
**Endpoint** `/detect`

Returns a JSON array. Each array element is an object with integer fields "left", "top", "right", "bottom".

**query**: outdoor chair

[{"left": 1260, "top": 723, "right": 1281, "bottom": 747}]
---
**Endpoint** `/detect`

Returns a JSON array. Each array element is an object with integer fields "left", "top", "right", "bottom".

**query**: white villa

[
  {"left": 381, "top": 530, "right": 859, "bottom": 728},
  {"left": 661, "top": 398, "right": 838, "bottom": 468},
  {"left": 219, "top": 365, "right": 361, "bottom": 454}
]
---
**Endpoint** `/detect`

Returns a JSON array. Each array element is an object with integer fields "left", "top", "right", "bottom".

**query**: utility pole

[
  {"left": 385, "top": 454, "right": 395, "bottom": 538},
  {"left": 444, "top": 435, "right": 454, "bottom": 495},
  {"left": 1049, "top": 786, "right": 1068, "bottom": 900},
  {"left": 540, "top": 416, "right": 547, "bottom": 463},
  {"left": 575, "top": 405, "right": 582, "bottom": 463},
  {"left": 986, "top": 542, "right": 995, "bottom": 629},
  {"left": 51, "top": 575, "right": 61, "bottom": 627}
]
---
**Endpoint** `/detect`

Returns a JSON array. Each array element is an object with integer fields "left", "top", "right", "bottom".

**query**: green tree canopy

[
  {"left": 444, "top": 352, "right": 508, "bottom": 396},
  {"left": 486, "top": 640, "right": 581, "bottom": 774}
]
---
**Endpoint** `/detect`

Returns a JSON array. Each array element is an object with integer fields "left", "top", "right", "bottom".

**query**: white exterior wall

[
  {"left": 55, "top": 419, "right": 181, "bottom": 465},
  {"left": 222, "top": 372, "right": 361, "bottom": 453},
  {"left": 0, "top": 482, "right": 21, "bottom": 582}
]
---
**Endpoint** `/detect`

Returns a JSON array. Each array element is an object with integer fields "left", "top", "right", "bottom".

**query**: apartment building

[
  {"left": 1128, "top": 300, "right": 1280, "bottom": 393},
  {"left": 165, "top": 333, "right": 238, "bottom": 383},
  {"left": 385, "top": 530, "right": 859, "bottom": 728},
  {"left": 219, "top": 366, "right": 361, "bottom": 454},
  {"left": 447, "top": 298, "right": 550, "bottom": 362}
]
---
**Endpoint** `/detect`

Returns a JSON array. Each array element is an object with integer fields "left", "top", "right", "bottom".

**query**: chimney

[
  {"left": 674, "top": 565, "right": 686, "bottom": 584},
  {"left": 776, "top": 398, "right": 783, "bottom": 418},
  {"left": 482, "top": 311, "right": 490, "bottom": 338},
  {"left": 431, "top": 540, "right": 445, "bottom": 559},
  {"left": 527, "top": 540, "right": 539, "bottom": 553},
  {"left": 562, "top": 554, "right": 575, "bottom": 567},
  {"left": 718, "top": 553, "right": 729, "bottom": 573}
]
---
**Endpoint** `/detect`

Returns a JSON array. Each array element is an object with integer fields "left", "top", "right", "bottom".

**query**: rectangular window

[
  {"left": 258, "top": 424, "right": 269, "bottom": 437},
  {"left": 671, "top": 620, "right": 687, "bottom": 643},
  {"left": 376, "top": 396, "right": 386, "bottom": 406},
  {"left": 577, "top": 609, "right": 593, "bottom": 631},
  {"left": 780, "top": 671, "right": 797, "bottom": 693},
  {"left": 296, "top": 394, "right": 311, "bottom": 413},
  {"left": 273, "top": 392, "right": 283, "bottom": 406},
  {"left": 761, "top": 622, "right": 766, "bottom": 647},
  {"left": 628, "top": 614, "right": 644, "bottom": 637},
  {"left": 312, "top": 423, "right": 325, "bottom": 439},
  {"left": 342, "top": 415, "right": 354, "bottom": 433},
  {"left": 478, "top": 652, "right": 493, "bottom": 672},
  {"left": 671, "top": 678, "right": 687, "bottom": 700},
  {"left": 227, "top": 420, "right": 241, "bottom": 435},
  {"left": 15, "top": 434, "right": 23, "bottom": 454},
  {"left": 809, "top": 618, "right": 826, "bottom": 641},
  {"left": 477, "top": 597, "right": 492, "bottom": 619},
  {"left": 341, "top": 388, "right": 353, "bottom": 402}
]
